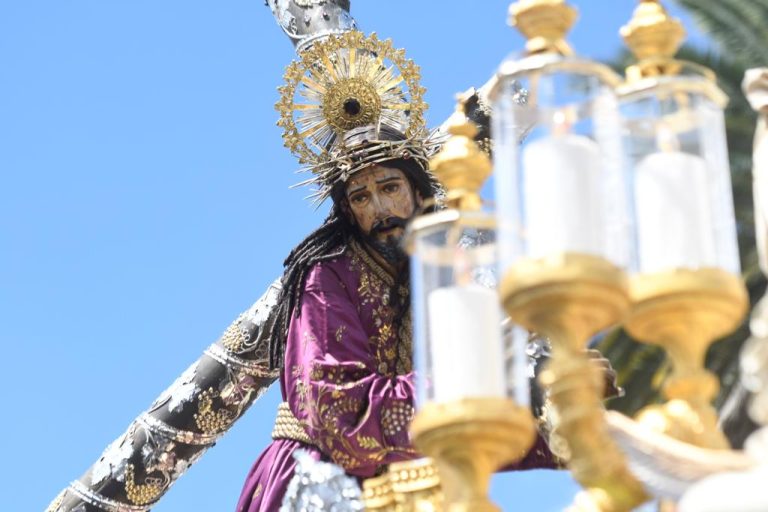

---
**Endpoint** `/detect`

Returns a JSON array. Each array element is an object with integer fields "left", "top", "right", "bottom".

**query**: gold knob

[
  {"left": 429, "top": 98, "right": 491, "bottom": 211},
  {"left": 621, "top": 0, "right": 686, "bottom": 80},
  {"left": 508, "top": 0, "right": 578, "bottom": 56}
]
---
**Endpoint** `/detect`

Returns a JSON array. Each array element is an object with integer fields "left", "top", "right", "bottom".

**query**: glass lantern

[
  {"left": 618, "top": 0, "right": 747, "bottom": 456},
  {"left": 409, "top": 209, "right": 529, "bottom": 407},
  {"left": 490, "top": 55, "right": 630, "bottom": 274},
  {"left": 617, "top": 0, "right": 741, "bottom": 280},
  {"left": 482, "top": 4, "right": 651, "bottom": 510},
  {"left": 488, "top": 3, "right": 632, "bottom": 297},
  {"left": 406, "top": 106, "right": 536, "bottom": 512},
  {"left": 619, "top": 74, "right": 740, "bottom": 277}
]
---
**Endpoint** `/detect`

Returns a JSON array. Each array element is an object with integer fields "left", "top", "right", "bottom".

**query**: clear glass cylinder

[
  {"left": 490, "top": 55, "right": 631, "bottom": 273},
  {"left": 503, "top": 323, "right": 532, "bottom": 408},
  {"left": 408, "top": 209, "right": 528, "bottom": 407},
  {"left": 620, "top": 77, "right": 740, "bottom": 276}
]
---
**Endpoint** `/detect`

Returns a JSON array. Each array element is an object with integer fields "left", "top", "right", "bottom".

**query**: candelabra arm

[
  {"left": 500, "top": 254, "right": 649, "bottom": 511},
  {"left": 603, "top": 410, "right": 757, "bottom": 502},
  {"left": 540, "top": 344, "right": 649, "bottom": 512}
]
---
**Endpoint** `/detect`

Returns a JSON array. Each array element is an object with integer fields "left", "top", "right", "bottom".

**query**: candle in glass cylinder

[
  {"left": 426, "top": 285, "right": 506, "bottom": 403},
  {"left": 635, "top": 150, "right": 716, "bottom": 273},
  {"left": 522, "top": 133, "right": 604, "bottom": 258}
]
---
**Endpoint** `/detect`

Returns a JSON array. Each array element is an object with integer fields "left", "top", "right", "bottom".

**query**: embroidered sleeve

[{"left": 284, "top": 262, "right": 416, "bottom": 477}]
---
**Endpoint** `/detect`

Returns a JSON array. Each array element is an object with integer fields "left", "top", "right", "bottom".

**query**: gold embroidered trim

[
  {"left": 396, "top": 310, "right": 413, "bottom": 375},
  {"left": 124, "top": 464, "right": 164, "bottom": 506},
  {"left": 350, "top": 240, "right": 394, "bottom": 287},
  {"left": 272, "top": 402, "right": 314, "bottom": 446},
  {"left": 194, "top": 388, "right": 235, "bottom": 435},
  {"left": 220, "top": 315, "right": 248, "bottom": 353}
]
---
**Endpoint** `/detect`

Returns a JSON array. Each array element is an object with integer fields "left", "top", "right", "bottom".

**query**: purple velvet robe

[{"left": 236, "top": 242, "right": 557, "bottom": 512}]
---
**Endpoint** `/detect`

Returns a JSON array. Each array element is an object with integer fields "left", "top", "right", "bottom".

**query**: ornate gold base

[
  {"left": 500, "top": 253, "right": 648, "bottom": 511},
  {"left": 508, "top": 0, "right": 578, "bottom": 56},
  {"left": 626, "top": 268, "right": 747, "bottom": 347},
  {"left": 363, "top": 458, "right": 443, "bottom": 512},
  {"left": 627, "top": 268, "right": 748, "bottom": 449},
  {"left": 390, "top": 458, "right": 443, "bottom": 511},
  {"left": 499, "top": 253, "right": 629, "bottom": 347},
  {"left": 410, "top": 398, "right": 535, "bottom": 512}
]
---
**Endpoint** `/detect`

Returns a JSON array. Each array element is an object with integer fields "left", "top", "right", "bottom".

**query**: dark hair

[{"left": 267, "top": 158, "right": 438, "bottom": 370}]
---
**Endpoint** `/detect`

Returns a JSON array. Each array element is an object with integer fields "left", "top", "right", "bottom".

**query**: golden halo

[{"left": 276, "top": 31, "right": 427, "bottom": 167}]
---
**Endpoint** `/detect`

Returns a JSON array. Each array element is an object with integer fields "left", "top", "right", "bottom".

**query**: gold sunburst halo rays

[{"left": 276, "top": 30, "right": 428, "bottom": 168}]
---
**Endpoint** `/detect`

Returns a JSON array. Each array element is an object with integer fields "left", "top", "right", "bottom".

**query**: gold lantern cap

[
  {"left": 618, "top": 0, "right": 728, "bottom": 106},
  {"left": 490, "top": 1, "right": 621, "bottom": 101},
  {"left": 508, "top": 0, "right": 578, "bottom": 56},
  {"left": 620, "top": 1, "right": 713, "bottom": 81},
  {"left": 621, "top": 0, "right": 685, "bottom": 65},
  {"left": 428, "top": 98, "right": 492, "bottom": 212}
]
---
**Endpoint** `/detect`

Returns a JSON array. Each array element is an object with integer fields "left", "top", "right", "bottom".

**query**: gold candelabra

[
  {"left": 494, "top": 1, "right": 650, "bottom": 509},
  {"left": 406, "top": 102, "right": 537, "bottom": 512},
  {"left": 619, "top": 0, "right": 749, "bottom": 450},
  {"left": 362, "top": 2, "right": 753, "bottom": 511}
]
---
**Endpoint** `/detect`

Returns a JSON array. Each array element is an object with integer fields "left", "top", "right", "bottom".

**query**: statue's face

[{"left": 345, "top": 164, "right": 421, "bottom": 245}]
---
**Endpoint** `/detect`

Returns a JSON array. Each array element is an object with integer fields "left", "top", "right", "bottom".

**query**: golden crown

[{"left": 276, "top": 31, "right": 432, "bottom": 203}]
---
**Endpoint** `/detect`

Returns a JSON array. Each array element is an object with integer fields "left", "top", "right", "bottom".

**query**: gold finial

[
  {"left": 429, "top": 97, "right": 492, "bottom": 211},
  {"left": 621, "top": 0, "right": 686, "bottom": 80},
  {"left": 508, "top": 0, "right": 578, "bottom": 56}
]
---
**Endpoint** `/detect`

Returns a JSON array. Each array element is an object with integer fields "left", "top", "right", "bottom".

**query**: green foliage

[{"left": 673, "top": 0, "right": 768, "bottom": 68}]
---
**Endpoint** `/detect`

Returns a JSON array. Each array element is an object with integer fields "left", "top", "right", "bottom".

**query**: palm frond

[{"left": 673, "top": 0, "right": 768, "bottom": 67}]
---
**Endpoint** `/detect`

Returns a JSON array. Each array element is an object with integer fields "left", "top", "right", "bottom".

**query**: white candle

[
  {"left": 522, "top": 134, "right": 605, "bottom": 258},
  {"left": 635, "top": 151, "right": 716, "bottom": 273},
  {"left": 427, "top": 285, "right": 506, "bottom": 403}
]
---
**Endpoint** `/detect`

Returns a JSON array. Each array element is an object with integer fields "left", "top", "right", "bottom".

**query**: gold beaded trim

[
  {"left": 69, "top": 481, "right": 151, "bottom": 512},
  {"left": 271, "top": 402, "right": 314, "bottom": 446},
  {"left": 388, "top": 458, "right": 441, "bottom": 494},
  {"left": 362, "top": 473, "right": 396, "bottom": 510}
]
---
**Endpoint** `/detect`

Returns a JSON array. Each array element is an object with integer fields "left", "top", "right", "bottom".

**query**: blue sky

[{"left": 1, "top": 1, "right": 709, "bottom": 510}]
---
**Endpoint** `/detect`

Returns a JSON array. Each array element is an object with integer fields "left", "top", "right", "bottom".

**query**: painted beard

[{"left": 363, "top": 216, "right": 409, "bottom": 266}]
